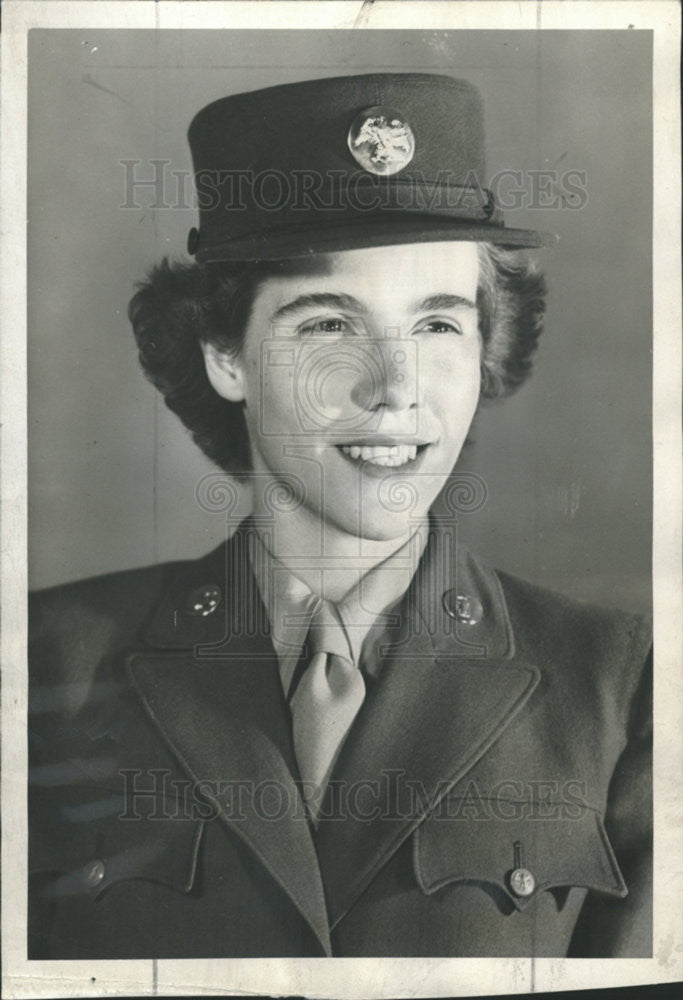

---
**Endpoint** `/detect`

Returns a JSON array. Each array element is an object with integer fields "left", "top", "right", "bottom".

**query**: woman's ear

[{"left": 201, "top": 342, "right": 246, "bottom": 403}]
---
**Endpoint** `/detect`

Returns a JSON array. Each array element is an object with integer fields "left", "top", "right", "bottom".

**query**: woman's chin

[{"left": 323, "top": 504, "right": 429, "bottom": 544}]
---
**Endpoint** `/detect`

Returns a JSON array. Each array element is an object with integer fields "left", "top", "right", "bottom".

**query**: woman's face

[{"left": 205, "top": 241, "right": 482, "bottom": 541}]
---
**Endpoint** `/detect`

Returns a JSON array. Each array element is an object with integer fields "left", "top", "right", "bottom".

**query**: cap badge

[{"left": 347, "top": 106, "right": 415, "bottom": 176}]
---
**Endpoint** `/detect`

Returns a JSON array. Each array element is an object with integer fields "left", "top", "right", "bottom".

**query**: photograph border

[{"left": 2, "top": 2, "right": 681, "bottom": 997}]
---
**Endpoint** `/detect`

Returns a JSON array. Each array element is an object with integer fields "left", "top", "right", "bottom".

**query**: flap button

[
  {"left": 186, "top": 584, "right": 222, "bottom": 617},
  {"left": 442, "top": 591, "right": 483, "bottom": 625},
  {"left": 83, "top": 859, "right": 105, "bottom": 887},
  {"left": 509, "top": 867, "right": 535, "bottom": 897}
]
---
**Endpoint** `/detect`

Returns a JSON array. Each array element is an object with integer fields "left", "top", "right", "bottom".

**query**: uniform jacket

[{"left": 28, "top": 519, "right": 652, "bottom": 959}]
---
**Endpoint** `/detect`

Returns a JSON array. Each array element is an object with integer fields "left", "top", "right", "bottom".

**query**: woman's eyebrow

[
  {"left": 271, "top": 292, "right": 367, "bottom": 322},
  {"left": 269, "top": 291, "right": 477, "bottom": 324},
  {"left": 414, "top": 293, "right": 477, "bottom": 312}
]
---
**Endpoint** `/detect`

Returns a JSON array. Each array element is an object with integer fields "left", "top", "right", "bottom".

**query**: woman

[{"left": 29, "top": 72, "right": 651, "bottom": 958}]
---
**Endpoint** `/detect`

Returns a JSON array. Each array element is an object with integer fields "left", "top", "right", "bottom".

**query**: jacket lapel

[
  {"left": 315, "top": 520, "right": 541, "bottom": 929},
  {"left": 126, "top": 526, "right": 331, "bottom": 955},
  {"left": 124, "top": 518, "right": 539, "bottom": 942}
]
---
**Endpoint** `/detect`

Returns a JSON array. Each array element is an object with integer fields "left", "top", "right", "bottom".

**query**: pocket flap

[
  {"left": 414, "top": 805, "right": 627, "bottom": 911},
  {"left": 30, "top": 784, "right": 204, "bottom": 900}
]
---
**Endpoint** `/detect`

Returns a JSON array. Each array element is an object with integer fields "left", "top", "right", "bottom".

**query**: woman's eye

[
  {"left": 299, "top": 317, "right": 350, "bottom": 336},
  {"left": 419, "top": 318, "right": 463, "bottom": 335}
]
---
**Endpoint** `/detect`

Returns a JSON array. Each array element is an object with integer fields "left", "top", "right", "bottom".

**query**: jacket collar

[
  {"left": 142, "top": 514, "right": 515, "bottom": 660},
  {"left": 129, "top": 516, "right": 538, "bottom": 938}
]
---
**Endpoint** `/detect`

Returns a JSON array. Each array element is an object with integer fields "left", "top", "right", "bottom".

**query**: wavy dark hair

[{"left": 128, "top": 245, "right": 546, "bottom": 478}]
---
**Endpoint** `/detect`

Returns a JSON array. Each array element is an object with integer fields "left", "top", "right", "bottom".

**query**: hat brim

[{"left": 195, "top": 214, "right": 557, "bottom": 263}]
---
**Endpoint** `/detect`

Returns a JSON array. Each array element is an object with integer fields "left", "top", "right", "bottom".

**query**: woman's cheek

[{"left": 426, "top": 344, "right": 481, "bottom": 392}]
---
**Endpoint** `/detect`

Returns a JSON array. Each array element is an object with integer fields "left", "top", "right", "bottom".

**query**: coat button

[
  {"left": 186, "top": 584, "right": 222, "bottom": 617},
  {"left": 83, "top": 859, "right": 105, "bottom": 887},
  {"left": 509, "top": 867, "right": 536, "bottom": 897},
  {"left": 442, "top": 590, "right": 483, "bottom": 625}
]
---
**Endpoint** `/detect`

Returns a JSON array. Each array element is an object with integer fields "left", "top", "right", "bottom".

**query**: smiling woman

[
  {"left": 129, "top": 241, "right": 545, "bottom": 480},
  {"left": 199, "top": 242, "right": 483, "bottom": 548},
  {"left": 28, "top": 70, "right": 652, "bottom": 960}
]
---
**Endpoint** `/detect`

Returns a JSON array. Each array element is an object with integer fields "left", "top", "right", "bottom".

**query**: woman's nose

[{"left": 350, "top": 338, "right": 419, "bottom": 413}]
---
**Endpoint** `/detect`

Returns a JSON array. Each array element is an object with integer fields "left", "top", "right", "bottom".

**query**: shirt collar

[
  {"left": 141, "top": 513, "right": 515, "bottom": 667},
  {"left": 248, "top": 519, "right": 429, "bottom": 693}
]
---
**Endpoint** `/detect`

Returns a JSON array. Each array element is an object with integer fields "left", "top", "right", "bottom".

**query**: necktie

[{"left": 289, "top": 598, "right": 366, "bottom": 822}]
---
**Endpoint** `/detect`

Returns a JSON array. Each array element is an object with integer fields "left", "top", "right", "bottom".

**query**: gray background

[{"left": 28, "top": 29, "right": 652, "bottom": 613}]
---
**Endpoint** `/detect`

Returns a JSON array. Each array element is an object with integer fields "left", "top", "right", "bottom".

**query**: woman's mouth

[{"left": 337, "top": 443, "right": 427, "bottom": 467}]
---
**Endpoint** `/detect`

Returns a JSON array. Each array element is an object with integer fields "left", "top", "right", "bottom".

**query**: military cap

[{"left": 186, "top": 72, "right": 555, "bottom": 262}]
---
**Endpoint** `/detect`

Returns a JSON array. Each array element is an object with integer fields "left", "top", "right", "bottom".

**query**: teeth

[{"left": 340, "top": 444, "right": 419, "bottom": 466}]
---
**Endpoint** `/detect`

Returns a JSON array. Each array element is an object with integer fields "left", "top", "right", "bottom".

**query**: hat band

[
  {"left": 191, "top": 181, "right": 500, "bottom": 256},
  {"left": 194, "top": 171, "right": 496, "bottom": 216}
]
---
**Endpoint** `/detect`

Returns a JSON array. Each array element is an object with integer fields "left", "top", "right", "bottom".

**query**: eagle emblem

[{"left": 347, "top": 106, "right": 415, "bottom": 176}]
